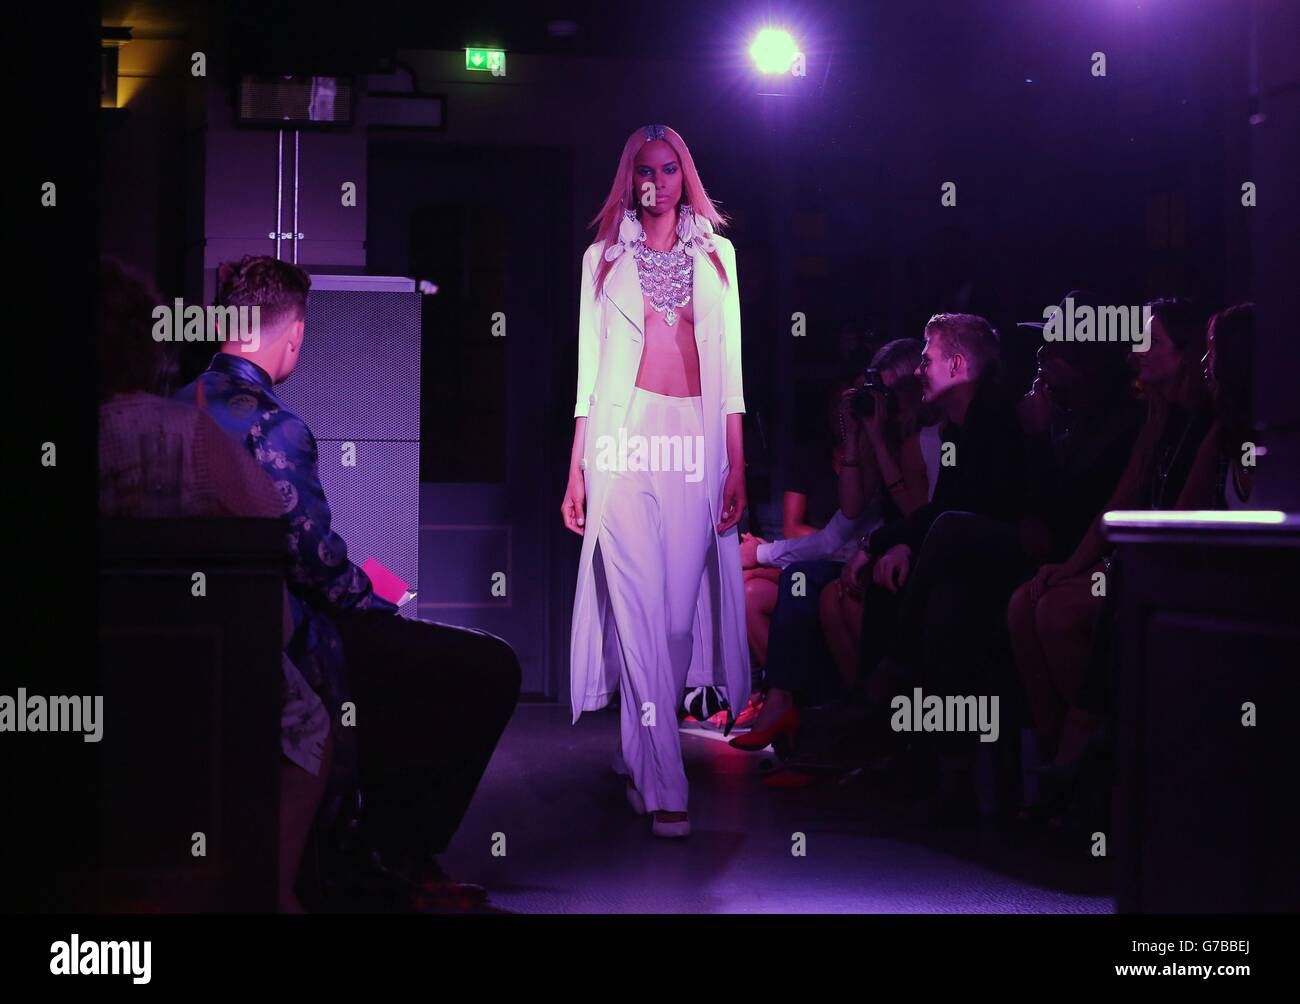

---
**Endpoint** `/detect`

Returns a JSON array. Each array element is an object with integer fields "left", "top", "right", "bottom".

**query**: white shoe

[
  {"left": 625, "top": 781, "right": 646, "bottom": 815},
  {"left": 651, "top": 813, "right": 690, "bottom": 838}
]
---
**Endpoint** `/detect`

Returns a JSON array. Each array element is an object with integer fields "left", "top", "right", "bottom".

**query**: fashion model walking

[{"left": 562, "top": 124, "right": 749, "bottom": 838}]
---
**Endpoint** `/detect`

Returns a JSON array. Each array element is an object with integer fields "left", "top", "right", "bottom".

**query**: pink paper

[{"left": 360, "top": 557, "right": 410, "bottom": 605}]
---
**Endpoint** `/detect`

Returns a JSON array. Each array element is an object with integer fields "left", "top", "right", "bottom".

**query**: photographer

[
  {"left": 836, "top": 339, "right": 939, "bottom": 603},
  {"left": 732, "top": 339, "right": 938, "bottom": 750}
]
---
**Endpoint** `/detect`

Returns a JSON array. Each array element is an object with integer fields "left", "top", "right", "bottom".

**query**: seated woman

[
  {"left": 98, "top": 258, "right": 332, "bottom": 913},
  {"left": 1017, "top": 336, "right": 1146, "bottom": 566},
  {"left": 1008, "top": 298, "right": 1214, "bottom": 775},
  {"left": 1180, "top": 302, "right": 1257, "bottom": 509},
  {"left": 1036, "top": 302, "right": 1261, "bottom": 820},
  {"left": 733, "top": 339, "right": 937, "bottom": 750}
]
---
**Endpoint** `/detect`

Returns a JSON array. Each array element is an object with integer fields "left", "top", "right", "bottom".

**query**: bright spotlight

[{"left": 749, "top": 27, "right": 798, "bottom": 74}]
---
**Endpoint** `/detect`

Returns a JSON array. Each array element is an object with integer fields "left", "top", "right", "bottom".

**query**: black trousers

[
  {"left": 857, "top": 512, "right": 1033, "bottom": 756},
  {"left": 334, "top": 609, "right": 521, "bottom": 860},
  {"left": 908, "top": 512, "right": 1034, "bottom": 754},
  {"left": 764, "top": 560, "right": 846, "bottom": 706}
]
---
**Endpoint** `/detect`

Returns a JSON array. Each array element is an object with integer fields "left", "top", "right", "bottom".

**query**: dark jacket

[
  {"left": 1024, "top": 394, "right": 1145, "bottom": 561},
  {"left": 869, "top": 376, "right": 1025, "bottom": 555}
]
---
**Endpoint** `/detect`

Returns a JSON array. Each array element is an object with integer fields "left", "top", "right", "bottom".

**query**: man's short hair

[
  {"left": 215, "top": 255, "right": 311, "bottom": 335},
  {"left": 924, "top": 312, "right": 1001, "bottom": 379}
]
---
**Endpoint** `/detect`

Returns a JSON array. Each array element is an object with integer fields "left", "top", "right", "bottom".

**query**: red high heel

[{"left": 729, "top": 705, "right": 799, "bottom": 751}]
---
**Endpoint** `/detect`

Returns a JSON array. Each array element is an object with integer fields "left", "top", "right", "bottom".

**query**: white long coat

[{"left": 568, "top": 233, "right": 749, "bottom": 725}]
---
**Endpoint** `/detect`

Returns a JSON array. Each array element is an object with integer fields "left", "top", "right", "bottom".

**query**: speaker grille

[
  {"left": 316, "top": 440, "right": 420, "bottom": 595},
  {"left": 281, "top": 288, "right": 421, "bottom": 441},
  {"left": 276, "top": 281, "right": 421, "bottom": 614}
]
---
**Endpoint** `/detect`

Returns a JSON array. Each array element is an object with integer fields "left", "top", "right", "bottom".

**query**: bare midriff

[{"left": 633, "top": 297, "right": 702, "bottom": 397}]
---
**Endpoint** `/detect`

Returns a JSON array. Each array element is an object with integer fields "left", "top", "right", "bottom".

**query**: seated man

[
  {"left": 735, "top": 339, "right": 940, "bottom": 749},
  {"left": 175, "top": 255, "right": 521, "bottom": 911},
  {"left": 848, "top": 315, "right": 1027, "bottom": 808}
]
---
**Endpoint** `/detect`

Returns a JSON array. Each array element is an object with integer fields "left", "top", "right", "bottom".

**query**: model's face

[
  {"left": 634, "top": 140, "right": 683, "bottom": 217},
  {"left": 1133, "top": 315, "right": 1182, "bottom": 389}
]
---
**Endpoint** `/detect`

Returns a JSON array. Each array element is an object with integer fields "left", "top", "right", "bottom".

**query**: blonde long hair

[{"left": 590, "top": 124, "right": 730, "bottom": 294}]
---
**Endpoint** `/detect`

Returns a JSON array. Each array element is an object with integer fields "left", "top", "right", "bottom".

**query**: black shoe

[
  {"left": 317, "top": 848, "right": 421, "bottom": 913},
  {"left": 1031, "top": 721, "right": 1111, "bottom": 784}
]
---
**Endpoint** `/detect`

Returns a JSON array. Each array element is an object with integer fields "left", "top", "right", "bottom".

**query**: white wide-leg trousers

[{"left": 598, "top": 387, "right": 713, "bottom": 814}]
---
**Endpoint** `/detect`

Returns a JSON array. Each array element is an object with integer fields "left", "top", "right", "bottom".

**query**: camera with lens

[{"left": 849, "top": 367, "right": 898, "bottom": 420}]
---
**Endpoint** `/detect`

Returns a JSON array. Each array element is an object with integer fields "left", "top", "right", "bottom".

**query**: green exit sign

[{"left": 465, "top": 48, "right": 506, "bottom": 73}]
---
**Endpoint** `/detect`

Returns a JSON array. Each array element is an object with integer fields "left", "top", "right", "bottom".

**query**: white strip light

[{"left": 1103, "top": 510, "right": 1288, "bottom": 526}]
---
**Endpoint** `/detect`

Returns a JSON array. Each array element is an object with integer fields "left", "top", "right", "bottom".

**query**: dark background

[
  {"left": 6, "top": 0, "right": 1297, "bottom": 920},
  {"left": 91, "top": 0, "right": 1278, "bottom": 698}
]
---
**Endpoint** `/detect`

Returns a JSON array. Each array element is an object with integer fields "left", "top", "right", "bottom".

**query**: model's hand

[
  {"left": 872, "top": 544, "right": 911, "bottom": 593},
  {"left": 561, "top": 472, "right": 586, "bottom": 536},
  {"left": 717, "top": 467, "right": 747, "bottom": 534},
  {"left": 740, "top": 532, "right": 766, "bottom": 568}
]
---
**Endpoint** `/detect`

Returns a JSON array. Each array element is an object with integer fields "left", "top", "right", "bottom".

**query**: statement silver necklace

[{"left": 633, "top": 228, "right": 694, "bottom": 327}]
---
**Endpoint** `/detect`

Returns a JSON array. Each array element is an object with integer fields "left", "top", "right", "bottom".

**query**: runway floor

[{"left": 437, "top": 704, "right": 1114, "bottom": 913}]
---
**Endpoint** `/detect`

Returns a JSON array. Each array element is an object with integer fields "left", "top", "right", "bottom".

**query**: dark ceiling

[{"left": 102, "top": 0, "right": 883, "bottom": 66}]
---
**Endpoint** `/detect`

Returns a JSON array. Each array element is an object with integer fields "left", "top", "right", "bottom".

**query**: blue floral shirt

[{"left": 175, "top": 352, "right": 398, "bottom": 784}]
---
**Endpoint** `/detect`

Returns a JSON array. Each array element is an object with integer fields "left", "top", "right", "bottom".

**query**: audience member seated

[
  {"left": 739, "top": 379, "right": 849, "bottom": 680},
  {"left": 734, "top": 339, "right": 939, "bottom": 751},
  {"left": 1033, "top": 302, "right": 1262, "bottom": 830},
  {"left": 868, "top": 305, "right": 1146, "bottom": 818},
  {"left": 1017, "top": 326, "right": 1146, "bottom": 565},
  {"left": 847, "top": 314, "right": 1023, "bottom": 718},
  {"left": 174, "top": 255, "right": 522, "bottom": 913},
  {"left": 1180, "top": 303, "right": 1257, "bottom": 508},
  {"left": 97, "top": 257, "right": 331, "bottom": 912},
  {"left": 827, "top": 340, "right": 944, "bottom": 689},
  {"left": 1008, "top": 298, "right": 1213, "bottom": 790}
]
